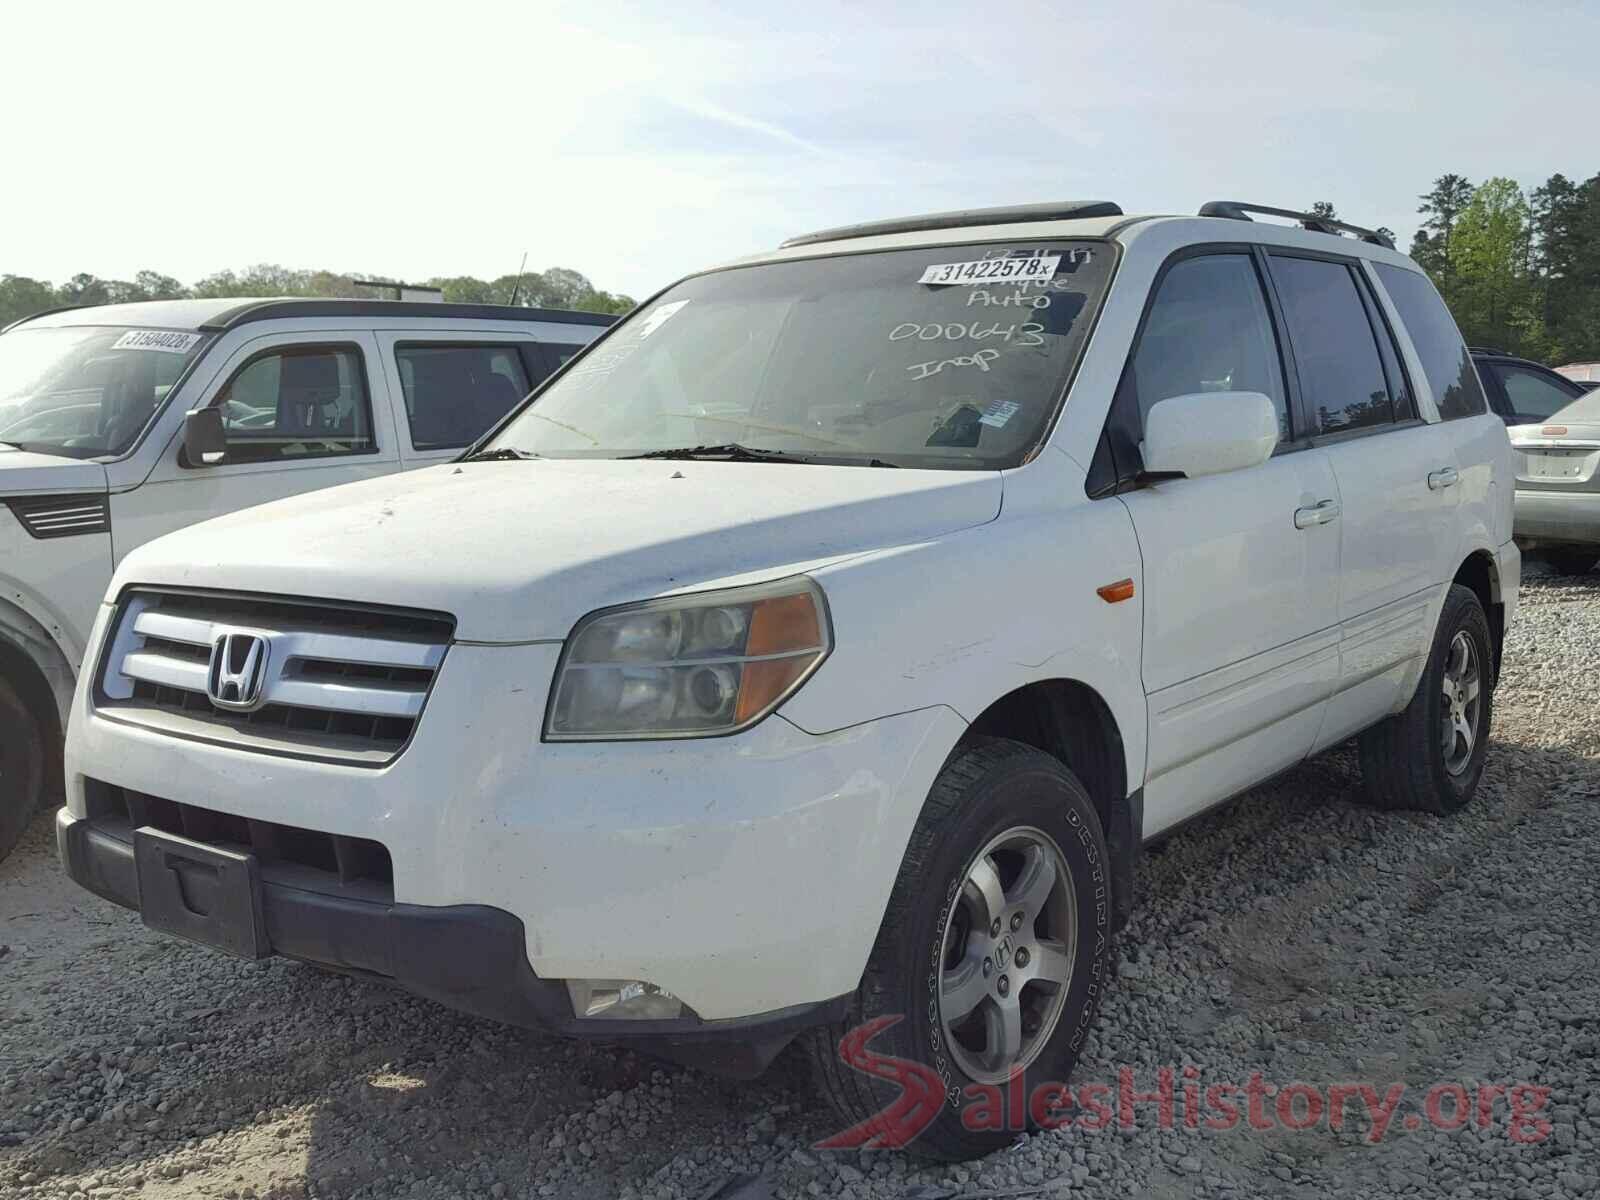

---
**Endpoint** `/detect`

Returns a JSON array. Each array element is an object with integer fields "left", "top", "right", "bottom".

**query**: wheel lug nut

[
  {"left": 997, "top": 975, "right": 1010, "bottom": 997},
  {"left": 983, "top": 957, "right": 994, "bottom": 977},
  {"left": 1014, "top": 947, "right": 1030, "bottom": 968},
  {"left": 1010, "top": 912, "right": 1024, "bottom": 931},
  {"left": 990, "top": 919, "right": 1002, "bottom": 937}
]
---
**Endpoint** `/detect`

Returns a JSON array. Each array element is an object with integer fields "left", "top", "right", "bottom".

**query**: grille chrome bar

[{"left": 131, "top": 608, "right": 445, "bottom": 670}]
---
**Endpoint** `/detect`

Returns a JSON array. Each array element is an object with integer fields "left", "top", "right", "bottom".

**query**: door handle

[
  {"left": 1293, "top": 499, "right": 1341, "bottom": 529},
  {"left": 1427, "top": 466, "right": 1459, "bottom": 490}
]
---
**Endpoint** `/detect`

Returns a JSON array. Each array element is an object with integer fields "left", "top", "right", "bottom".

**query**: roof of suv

[
  {"left": 6, "top": 297, "right": 616, "bottom": 335},
  {"left": 730, "top": 200, "right": 1410, "bottom": 273}
]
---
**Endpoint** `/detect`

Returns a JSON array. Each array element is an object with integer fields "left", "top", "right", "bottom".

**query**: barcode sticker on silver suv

[
  {"left": 918, "top": 255, "right": 1061, "bottom": 286},
  {"left": 111, "top": 330, "right": 202, "bottom": 354}
]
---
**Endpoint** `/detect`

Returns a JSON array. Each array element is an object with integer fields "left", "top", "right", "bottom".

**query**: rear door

[
  {"left": 372, "top": 333, "right": 541, "bottom": 467},
  {"left": 1109, "top": 248, "right": 1342, "bottom": 834},
  {"left": 1264, "top": 252, "right": 1460, "bottom": 750}
]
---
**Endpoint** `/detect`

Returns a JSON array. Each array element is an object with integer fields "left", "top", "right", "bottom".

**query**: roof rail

[
  {"left": 1198, "top": 201, "right": 1395, "bottom": 249},
  {"left": 1467, "top": 345, "right": 1512, "bottom": 357},
  {"left": 1, "top": 303, "right": 86, "bottom": 334},
  {"left": 782, "top": 201, "right": 1124, "bottom": 249},
  {"left": 197, "top": 298, "right": 617, "bottom": 332}
]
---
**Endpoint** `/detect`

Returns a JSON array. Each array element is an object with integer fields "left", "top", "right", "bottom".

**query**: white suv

[
  {"left": 0, "top": 298, "right": 610, "bottom": 860},
  {"left": 58, "top": 202, "right": 1518, "bottom": 1160}
]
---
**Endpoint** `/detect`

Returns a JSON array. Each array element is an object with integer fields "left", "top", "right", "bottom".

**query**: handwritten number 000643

[{"left": 888, "top": 321, "right": 1046, "bottom": 348}]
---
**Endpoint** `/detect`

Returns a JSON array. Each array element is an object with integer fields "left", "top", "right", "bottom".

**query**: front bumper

[
  {"left": 56, "top": 808, "right": 846, "bottom": 1077},
  {"left": 1513, "top": 489, "right": 1600, "bottom": 546},
  {"left": 66, "top": 633, "right": 964, "bottom": 1031}
]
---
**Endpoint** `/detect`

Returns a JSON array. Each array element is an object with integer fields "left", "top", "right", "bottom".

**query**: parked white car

[
  {"left": 0, "top": 298, "right": 611, "bottom": 860},
  {"left": 59, "top": 202, "right": 1518, "bottom": 1159}
]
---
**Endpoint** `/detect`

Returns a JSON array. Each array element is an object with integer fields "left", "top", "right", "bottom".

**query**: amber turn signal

[{"left": 1096, "top": 578, "right": 1136, "bottom": 604}]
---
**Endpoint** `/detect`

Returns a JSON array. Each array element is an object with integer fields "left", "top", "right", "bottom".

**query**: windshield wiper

[
  {"left": 462, "top": 446, "right": 541, "bottom": 462},
  {"left": 623, "top": 443, "right": 812, "bottom": 464}
]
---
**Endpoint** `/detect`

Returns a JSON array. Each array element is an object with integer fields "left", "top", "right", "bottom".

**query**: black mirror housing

[{"left": 183, "top": 408, "right": 227, "bottom": 467}]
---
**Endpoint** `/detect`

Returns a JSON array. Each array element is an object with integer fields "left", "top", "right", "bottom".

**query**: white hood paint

[
  {"left": 111, "top": 459, "right": 1004, "bottom": 641},
  {"left": 0, "top": 449, "right": 108, "bottom": 495}
]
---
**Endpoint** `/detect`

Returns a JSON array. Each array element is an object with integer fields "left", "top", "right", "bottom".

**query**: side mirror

[
  {"left": 183, "top": 408, "right": 227, "bottom": 467},
  {"left": 1141, "top": 391, "right": 1279, "bottom": 479}
]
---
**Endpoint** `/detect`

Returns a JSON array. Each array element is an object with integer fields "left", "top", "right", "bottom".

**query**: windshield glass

[
  {"left": 485, "top": 240, "right": 1113, "bottom": 469},
  {"left": 0, "top": 326, "right": 207, "bottom": 459}
]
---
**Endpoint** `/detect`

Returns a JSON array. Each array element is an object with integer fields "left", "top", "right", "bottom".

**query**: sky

[{"left": 2, "top": 0, "right": 1596, "bottom": 301}]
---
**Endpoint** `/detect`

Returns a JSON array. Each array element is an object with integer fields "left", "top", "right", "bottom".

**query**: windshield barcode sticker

[
  {"left": 111, "top": 330, "right": 201, "bottom": 354},
  {"left": 919, "top": 255, "right": 1061, "bottom": 286}
]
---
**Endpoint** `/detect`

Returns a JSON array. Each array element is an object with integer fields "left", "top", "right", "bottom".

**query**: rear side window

[
  {"left": 1373, "top": 264, "right": 1487, "bottom": 420},
  {"left": 214, "top": 345, "right": 375, "bottom": 464},
  {"left": 395, "top": 344, "right": 532, "bottom": 450},
  {"left": 1270, "top": 256, "right": 1397, "bottom": 435},
  {"left": 1121, "top": 254, "right": 1291, "bottom": 442},
  {"left": 1489, "top": 363, "right": 1584, "bottom": 424}
]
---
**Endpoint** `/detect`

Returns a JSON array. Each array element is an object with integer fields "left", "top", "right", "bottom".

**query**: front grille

[
  {"left": 84, "top": 778, "right": 393, "bottom": 900},
  {"left": 6, "top": 493, "right": 110, "bottom": 539},
  {"left": 97, "top": 590, "right": 454, "bottom": 765}
]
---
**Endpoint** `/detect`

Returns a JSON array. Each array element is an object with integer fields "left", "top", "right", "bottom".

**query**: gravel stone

[{"left": 2, "top": 564, "right": 1596, "bottom": 1198}]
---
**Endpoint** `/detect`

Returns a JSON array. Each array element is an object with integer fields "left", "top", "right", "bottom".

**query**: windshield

[
  {"left": 0, "top": 326, "right": 208, "bottom": 460},
  {"left": 485, "top": 240, "right": 1113, "bottom": 469}
]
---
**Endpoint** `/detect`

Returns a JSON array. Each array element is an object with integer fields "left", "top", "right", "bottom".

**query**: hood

[
  {"left": 0, "top": 447, "right": 108, "bottom": 495},
  {"left": 113, "top": 458, "right": 1004, "bottom": 641}
]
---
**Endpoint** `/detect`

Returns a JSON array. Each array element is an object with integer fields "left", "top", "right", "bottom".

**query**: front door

[
  {"left": 1109, "top": 250, "right": 1342, "bottom": 835},
  {"left": 111, "top": 332, "right": 401, "bottom": 563}
]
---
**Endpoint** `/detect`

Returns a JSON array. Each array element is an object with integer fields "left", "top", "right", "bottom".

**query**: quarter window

[
  {"left": 395, "top": 344, "right": 532, "bottom": 450},
  {"left": 213, "top": 346, "right": 375, "bottom": 464},
  {"left": 1123, "top": 254, "right": 1291, "bottom": 443},
  {"left": 1372, "top": 264, "right": 1487, "bottom": 420},
  {"left": 1270, "top": 256, "right": 1396, "bottom": 435}
]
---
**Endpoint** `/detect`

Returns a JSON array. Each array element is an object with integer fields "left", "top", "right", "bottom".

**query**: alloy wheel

[
  {"left": 1440, "top": 629, "right": 1482, "bottom": 777},
  {"left": 936, "top": 825, "right": 1076, "bottom": 1083}
]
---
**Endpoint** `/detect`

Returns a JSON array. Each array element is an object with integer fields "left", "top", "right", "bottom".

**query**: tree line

[
  {"left": 1406, "top": 172, "right": 1599, "bottom": 364},
  {"left": 0, "top": 263, "right": 635, "bottom": 330},
  {"left": 5, "top": 174, "right": 1598, "bottom": 365}
]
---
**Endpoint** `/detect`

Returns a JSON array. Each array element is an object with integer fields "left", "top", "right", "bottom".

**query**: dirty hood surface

[{"left": 111, "top": 458, "right": 1003, "bottom": 641}]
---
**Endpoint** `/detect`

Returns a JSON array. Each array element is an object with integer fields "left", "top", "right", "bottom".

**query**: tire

[
  {"left": 804, "top": 737, "right": 1112, "bottom": 1161},
  {"left": 1358, "top": 584, "right": 1493, "bottom": 815},
  {"left": 1545, "top": 549, "right": 1597, "bottom": 577},
  {"left": 0, "top": 674, "right": 47, "bottom": 864}
]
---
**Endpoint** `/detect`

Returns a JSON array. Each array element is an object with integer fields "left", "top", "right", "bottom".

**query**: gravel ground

[{"left": 3, "top": 565, "right": 1597, "bottom": 1200}]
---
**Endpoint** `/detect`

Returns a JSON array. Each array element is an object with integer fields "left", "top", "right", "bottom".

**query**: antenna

[{"left": 507, "top": 252, "right": 529, "bottom": 306}]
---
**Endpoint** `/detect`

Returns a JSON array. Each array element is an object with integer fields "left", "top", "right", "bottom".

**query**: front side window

[
  {"left": 1122, "top": 254, "right": 1291, "bottom": 443},
  {"left": 1491, "top": 363, "right": 1584, "bottom": 425},
  {"left": 1373, "top": 264, "right": 1487, "bottom": 420},
  {"left": 395, "top": 344, "right": 531, "bottom": 450},
  {"left": 1271, "top": 256, "right": 1396, "bottom": 435},
  {"left": 212, "top": 346, "right": 374, "bottom": 464},
  {"left": 482, "top": 241, "right": 1115, "bottom": 469},
  {"left": 0, "top": 326, "right": 207, "bottom": 460}
]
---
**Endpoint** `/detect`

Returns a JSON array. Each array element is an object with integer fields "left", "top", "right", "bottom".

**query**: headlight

[{"left": 544, "top": 577, "right": 832, "bottom": 740}]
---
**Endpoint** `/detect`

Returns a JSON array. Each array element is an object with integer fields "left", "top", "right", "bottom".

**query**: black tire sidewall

[
  {"left": 859, "top": 746, "right": 1111, "bottom": 1155},
  {"left": 0, "top": 676, "right": 45, "bottom": 858},
  {"left": 1427, "top": 588, "right": 1494, "bottom": 810}
]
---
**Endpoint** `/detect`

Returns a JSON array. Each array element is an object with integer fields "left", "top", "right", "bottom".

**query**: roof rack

[
  {"left": 1198, "top": 201, "right": 1395, "bottom": 249},
  {"left": 781, "top": 201, "right": 1124, "bottom": 249}
]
